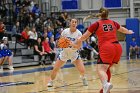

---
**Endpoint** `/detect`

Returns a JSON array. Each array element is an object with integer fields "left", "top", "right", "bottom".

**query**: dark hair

[{"left": 69, "top": 18, "right": 77, "bottom": 22}]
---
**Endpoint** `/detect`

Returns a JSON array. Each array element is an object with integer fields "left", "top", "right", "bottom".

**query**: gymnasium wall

[
  {"left": 126, "top": 18, "right": 140, "bottom": 56},
  {"left": 36, "top": 0, "right": 131, "bottom": 26},
  {"left": 35, "top": 0, "right": 139, "bottom": 57}
]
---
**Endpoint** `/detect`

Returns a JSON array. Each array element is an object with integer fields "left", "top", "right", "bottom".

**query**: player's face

[{"left": 70, "top": 19, "right": 77, "bottom": 29}]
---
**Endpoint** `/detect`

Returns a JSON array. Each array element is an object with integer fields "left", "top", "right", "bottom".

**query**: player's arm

[
  {"left": 113, "top": 21, "right": 134, "bottom": 34},
  {"left": 83, "top": 14, "right": 96, "bottom": 22},
  {"left": 69, "top": 40, "right": 82, "bottom": 49},
  {"left": 78, "top": 31, "right": 92, "bottom": 42},
  {"left": 70, "top": 31, "right": 92, "bottom": 49},
  {"left": 78, "top": 22, "right": 98, "bottom": 42},
  {"left": 83, "top": 15, "right": 92, "bottom": 22},
  {"left": 117, "top": 26, "right": 134, "bottom": 34}
]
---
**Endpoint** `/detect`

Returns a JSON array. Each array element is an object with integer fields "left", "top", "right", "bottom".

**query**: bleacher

[
  {"left": 1, "top": 0, "right": 56, "bottom": 68},
  {"left": 3, "top": 39, "right": 52, "bottom": 68},
  {"left": 1, "top": 0, "right": 90, "bottom": 68}
]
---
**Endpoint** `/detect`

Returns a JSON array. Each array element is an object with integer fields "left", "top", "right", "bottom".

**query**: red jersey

[
  {"left": 0, "top": 24, "right": 5, "bottom": 33},
  {"left": 20, "top": 31, "right": 29, "bottom": 41},
  {"left": 88, "top": 19, "right": 120, "bottom": 47},
  {"left": 42, "top": 41, "right": 51, "bottom": 53}
]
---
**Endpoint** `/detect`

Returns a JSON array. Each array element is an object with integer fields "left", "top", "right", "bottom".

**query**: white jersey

[{"left": 59, "top": 28, "right": 82, "bottom": 62}]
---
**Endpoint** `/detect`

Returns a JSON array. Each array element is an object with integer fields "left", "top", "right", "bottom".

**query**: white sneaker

[
  {"left": 52, "top": 61, "right": 55, "bottom": 65},
  {"left": 0, "top": 66, "right": 3, "bottom": 72},
  {"left": 47, "top": 81, "right": 53, "bottom": 87},
  {"left": 8, "top": 66, "right": 14, "bottom": 70},
  {"left": 83, "top": 58, "right": 87, "bottom": 61},
  {"left": 103, "top": 83, "right": 113, "bottom": 93},
  {"left": 80, "top": 76, "right": 88, "bottom": 86}
]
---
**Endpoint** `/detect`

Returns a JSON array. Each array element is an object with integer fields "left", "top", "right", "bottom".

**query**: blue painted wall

[
  {"left": 126, "top": 18, "right": 140, "bottom": 56},
  {"left": 104, "top": 0, "right": 122, "bottom": 8}
]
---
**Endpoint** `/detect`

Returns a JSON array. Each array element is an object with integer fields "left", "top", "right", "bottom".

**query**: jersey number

[{"left": 103, "top": 24, "right": 113, "bottom": 32}]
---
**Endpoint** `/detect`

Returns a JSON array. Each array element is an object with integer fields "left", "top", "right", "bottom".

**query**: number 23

[{"left": 103, "top": 24, "right": 113, "bottom": 31}]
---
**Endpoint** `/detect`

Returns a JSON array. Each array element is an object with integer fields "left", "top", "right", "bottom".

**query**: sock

[
  {"left": 107, "top": 68, "right": 111, "bottom": 82},
  {"left": 80, "top": 75, "right": 86, "bottom": 79},
  {"left": 102, "top": 80, "right": 108, "bottom": 86}
]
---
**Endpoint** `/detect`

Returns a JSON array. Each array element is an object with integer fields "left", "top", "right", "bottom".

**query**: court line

[
  {"left": 0, "top": 61, "right": 96, "bottom": 77},
  {"left": 28, "top": 68, "right": 140, "bottom": 93}
]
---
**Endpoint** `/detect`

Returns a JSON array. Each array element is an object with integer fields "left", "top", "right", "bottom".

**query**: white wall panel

[
  {"left": 92, "top": 0, "right": 103, "bottom": 10},
  {"left": 81, "top": 0, "right": 91, "bottom": 10}
]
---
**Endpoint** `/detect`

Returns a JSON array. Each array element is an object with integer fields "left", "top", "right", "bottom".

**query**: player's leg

[
  {"left": 107, "top": 64, "right": 112, "bottom": 82},
  {"left": 97, "top": 63, "right": 113, "bottom": 93},
  {"left": 50, "top": 59, "right": 65, "bottom": 80},
  {"left": 100, "top": 43, "right": 122, "bottom": 93},
  {"left": 47, "top": 59, "right": 65, "bottom": 87},
  {"left": 7, "top": 56, "right": 14, "bottom": 70},
  {"left": 97, "top": 64, "right": 110, "bottom": 83},
  {"left": 73, "top": 59, "right": 85, "bottom": 76},
  {"left": 98, "top": 43, "right": 115, "bottom": 93},
  {"left": 0, "top": 57, "right": 4, "bottom": 72},
  {"left": 73, "top": 59, "right": 88, "bottom": 86},
  {"left": 99, "top": 65, "right": 112, "bottom": 93}
]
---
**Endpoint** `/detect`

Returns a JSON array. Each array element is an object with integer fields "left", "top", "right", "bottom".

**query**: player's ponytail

[
  {"left": 94, "top": 7, "right": 109, "bottom": 18},
  {"left": 83, "top": 7, "right": 109, "bottom": 22}
]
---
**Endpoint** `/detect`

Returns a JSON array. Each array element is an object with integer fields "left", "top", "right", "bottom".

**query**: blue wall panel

[
  {"left": 104, "top": 0, "right": 121, "bottom": 8},
  {"left": 126, "top": 18, "right": 140, "bottom": 56},
  {"left": 62, "top": 0, "right": 78, "bottom": 10}
]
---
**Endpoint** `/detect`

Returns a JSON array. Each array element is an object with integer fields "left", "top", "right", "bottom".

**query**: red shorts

[{"left": 98, "top": 42, "right": 122, "bottom": 64}]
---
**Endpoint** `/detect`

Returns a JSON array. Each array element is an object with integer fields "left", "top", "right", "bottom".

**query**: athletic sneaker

[
  {"left": 81, "top": 77, "right": 88, "bottom": 86},
  {"left": 8, "top": 66, "right": 14, "bottom": 70},
  {"left": 47, "top": 81, "right": 53, "bottom": 87},
  {"left": 103, "top": 83, "right": 113, "bottom": 93}
]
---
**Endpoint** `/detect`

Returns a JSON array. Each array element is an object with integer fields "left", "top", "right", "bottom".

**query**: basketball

[{"left": 57, "top": 37, "right": 71, "bottom": 48}]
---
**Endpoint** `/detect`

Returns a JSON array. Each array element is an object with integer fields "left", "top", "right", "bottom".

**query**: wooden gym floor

[{"left": 0, "top": 58, "right": 140, "bottom": 93}]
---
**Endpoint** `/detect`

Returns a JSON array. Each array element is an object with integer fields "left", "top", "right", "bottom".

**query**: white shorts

[{"left": 58, "top": 51, "right": 81, "bottom": 62}]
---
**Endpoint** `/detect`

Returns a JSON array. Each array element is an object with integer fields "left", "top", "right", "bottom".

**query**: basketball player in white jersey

[{"left": 47, "top": 18, "right": 88, "bottom": 87}]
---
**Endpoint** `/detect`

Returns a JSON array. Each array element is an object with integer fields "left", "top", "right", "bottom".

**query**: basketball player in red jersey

[{"left": 77, "top": 7, "right": 134, "bottom": 93}]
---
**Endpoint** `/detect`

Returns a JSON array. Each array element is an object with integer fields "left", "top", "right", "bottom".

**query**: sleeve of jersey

[
  {"left": 88, "top": 22, "right": 98, "bottom": 33},
  {"left": 61, "top": 30, "right": 65, "bottom": 37},
  {"left": 114, "top": 21, "right": 120, "bottom": 30},
  {"left": 78, "top": 31, "right": 82, "bottom": 37}
]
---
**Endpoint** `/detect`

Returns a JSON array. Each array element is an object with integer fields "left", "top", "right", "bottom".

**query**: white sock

[
  {"left": 80, "top": 75, "right": 86, "bottom": 79},
  {"left": 102, "top": 80, "right": 108, "bottom": 86}
]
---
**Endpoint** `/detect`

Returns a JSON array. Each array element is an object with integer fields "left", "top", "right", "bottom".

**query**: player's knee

[
  {"left": 97, "top": 64, "right": 109, "bottom": 72},
  {"left": 79, "top": 69, "right": 85, "bottom": 74}
]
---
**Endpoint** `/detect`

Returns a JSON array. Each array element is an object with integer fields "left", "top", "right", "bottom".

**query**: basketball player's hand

[
  {"left": 69, "top": 41, "right": 74, "bottom": 47},
  {"left": 128, "top": 30, "right": 134, "bottom": 34}
]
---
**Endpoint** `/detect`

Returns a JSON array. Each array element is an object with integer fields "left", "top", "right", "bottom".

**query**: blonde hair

[
  {"left": 83, "top": 7, "right": 109, "bottom": 22},
  {"left": 97, "top": 7, "right": 109, "bottom": 19}
]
